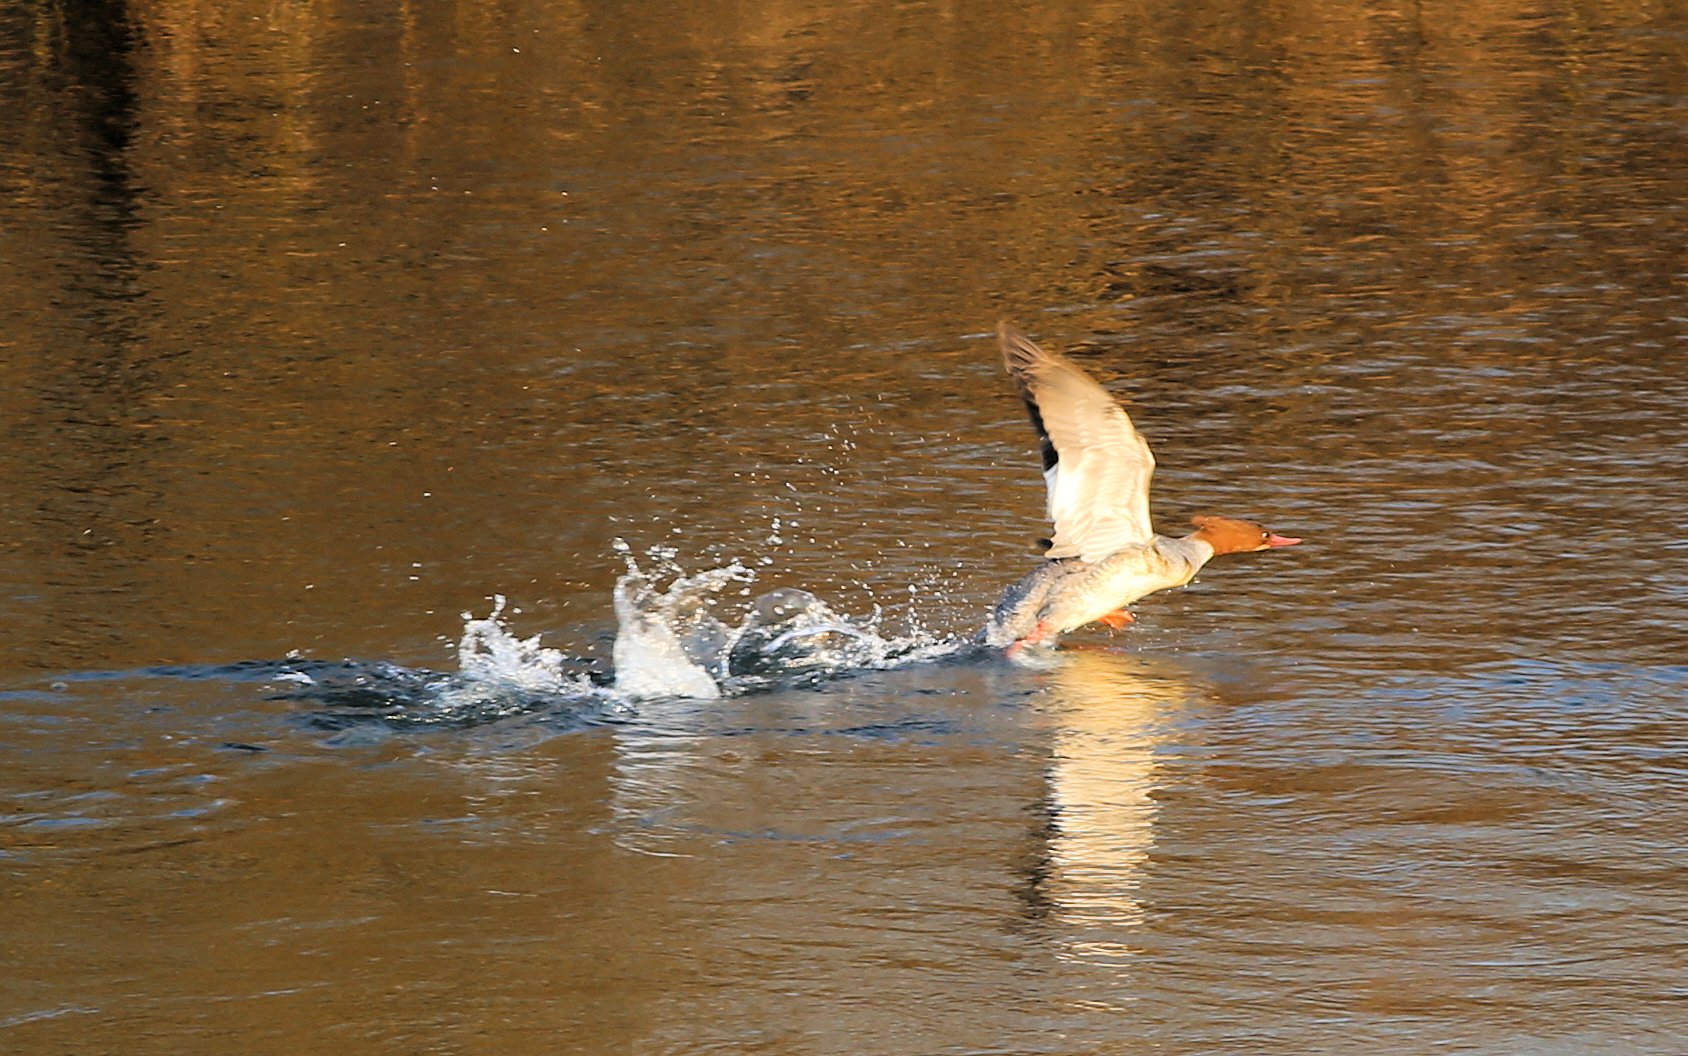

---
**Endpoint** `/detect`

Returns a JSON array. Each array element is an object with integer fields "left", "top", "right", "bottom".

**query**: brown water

[{"left": 4, "top": 0, "right": 1687, "bottom": 1052}]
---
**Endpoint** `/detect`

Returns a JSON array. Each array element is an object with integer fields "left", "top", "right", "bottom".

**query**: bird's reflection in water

[
  {"left": 1022, "top": 647, "right": 1195, "bottom": 965},
  {"left": 597, "top": 647, "right": 1201, "bottom": 981}
]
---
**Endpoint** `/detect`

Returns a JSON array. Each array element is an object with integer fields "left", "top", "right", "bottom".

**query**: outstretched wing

[{"left": 999, "top": 322, "right": 1156, "bottom": 561}]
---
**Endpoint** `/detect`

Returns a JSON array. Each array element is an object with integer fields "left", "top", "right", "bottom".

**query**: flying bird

[{"left": 980, "top": 322, "right": 1302, "bottom": 652}]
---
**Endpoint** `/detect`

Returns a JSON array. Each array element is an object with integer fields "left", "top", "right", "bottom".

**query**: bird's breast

[{"left": 1049, "top": 545, "right": 1200, "bottom": 627}]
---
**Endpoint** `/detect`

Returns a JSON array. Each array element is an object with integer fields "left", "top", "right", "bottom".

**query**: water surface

[{"left": 3, "top": 0, "right": 1685, "bottom": 1052}]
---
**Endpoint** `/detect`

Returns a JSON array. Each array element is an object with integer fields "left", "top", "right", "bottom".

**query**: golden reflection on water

[
  {"left": 1038, "top": 650, "right": 1187, "bottom": 950},
  {"left": 5, "top": 0, "right": 1683, "bottom": 671}
]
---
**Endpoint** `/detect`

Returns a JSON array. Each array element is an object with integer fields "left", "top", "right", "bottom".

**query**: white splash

[
  {"left": 611, "top": 551, "right": 753, "bottom": 700},
  {"left": 448, "top": 595, "right": 597, "bottom": 707},
  {"left": 444, "top": 544, "right": 965, "bottom": 708},
  {"left": 605, "top": 543, "right": 960, "bottom": 700}
]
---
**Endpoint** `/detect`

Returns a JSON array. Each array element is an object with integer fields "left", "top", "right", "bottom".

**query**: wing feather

[{"left": 999, "top": 322, "right": 1156, "bottom": 561}]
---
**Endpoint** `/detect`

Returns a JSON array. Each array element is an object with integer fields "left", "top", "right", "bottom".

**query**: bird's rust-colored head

[{"left": 1190, "top": 515, "right": 1302, "bottom": 556}]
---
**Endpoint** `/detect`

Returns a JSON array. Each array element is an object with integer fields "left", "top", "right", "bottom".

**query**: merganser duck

[{"left": 980, "top": 322, "right": 1301, "bottom": 653}]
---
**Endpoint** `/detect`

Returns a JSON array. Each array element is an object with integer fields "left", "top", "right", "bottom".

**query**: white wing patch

[
  {"left": 1001, "top": 325, "right": 1158, "bottom": 562},
  {"left": 1043, "top": 436, "right": 1156, "bottom": 561}
]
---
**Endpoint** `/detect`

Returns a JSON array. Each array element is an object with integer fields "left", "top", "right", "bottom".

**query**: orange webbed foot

[
  {"left": 1096, "top": 610, "right": 1135, "bottom": 632},
  {"left": 1005, "top": 621, "right": 1053, "bottom": 659}
]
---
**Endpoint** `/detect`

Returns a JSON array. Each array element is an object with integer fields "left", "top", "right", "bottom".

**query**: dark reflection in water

[
  {"left": 56, "top": 0, "right": 142, "bottom": 198},
  {"left": 5, "top": 0, "right": 170, "bottom": 667},
  {"left": 2, "top": 0, "right": 1686, "bottom": 1052}
]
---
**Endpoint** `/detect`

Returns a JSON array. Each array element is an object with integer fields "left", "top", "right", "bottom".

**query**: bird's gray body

[{"left": 978, "top": 535, "right": 1214, "bottom": 647}]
